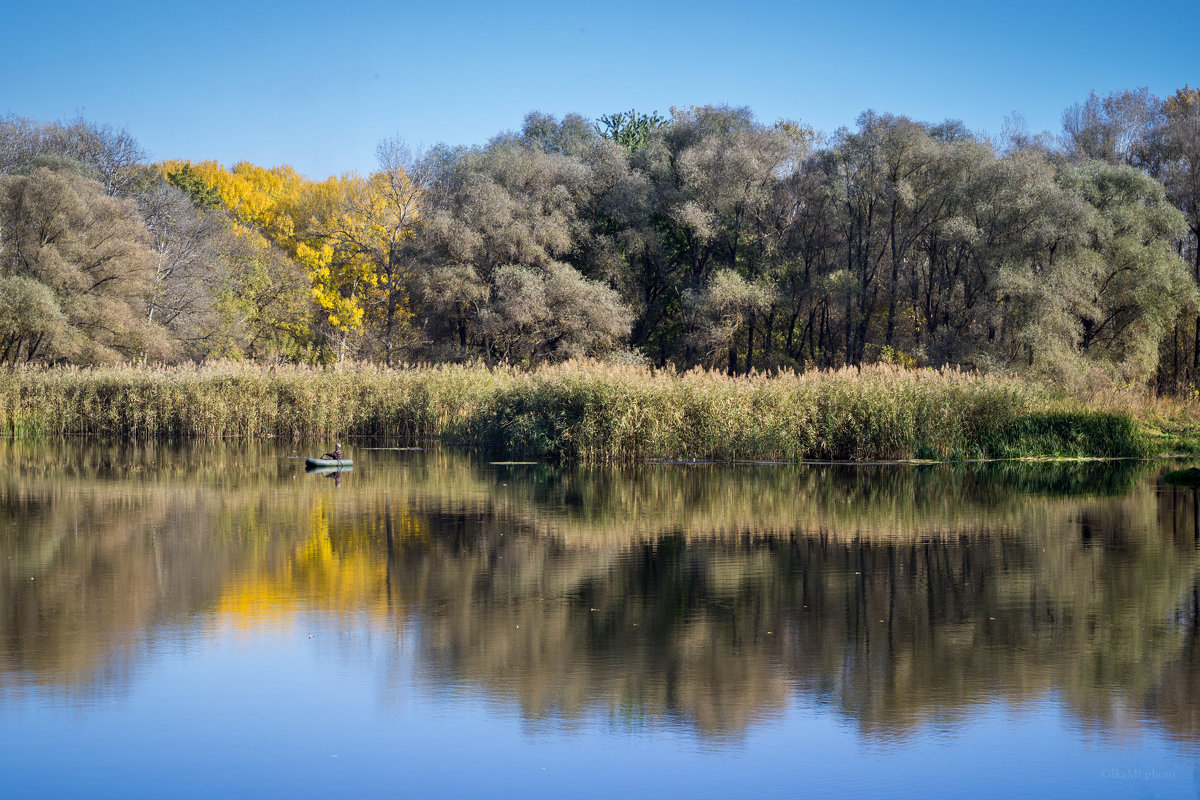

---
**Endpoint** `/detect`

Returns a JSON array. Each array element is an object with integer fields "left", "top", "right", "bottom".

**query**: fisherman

[{"left": 323, "top": 442, "right": 342, "bottom": 460}]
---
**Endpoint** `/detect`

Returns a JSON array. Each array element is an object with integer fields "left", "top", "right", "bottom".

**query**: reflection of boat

[
  {"left": 305, "top": 464, "right": 354, "bottom": 475},
  {"left": 305, "top": 457, "right": 354, "bottom": 469}
]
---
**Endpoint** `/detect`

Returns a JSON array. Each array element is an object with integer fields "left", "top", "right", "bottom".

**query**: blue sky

[{"left": 5, "top": 0, "right": 1197, "bottom": 178}]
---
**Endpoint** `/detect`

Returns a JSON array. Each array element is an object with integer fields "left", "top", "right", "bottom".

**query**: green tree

[
  {"left": 1060, "top": 161, "right": 1194, "bottom": 382},
  {"left": 596, "top": 109, "right": 668, "bottom": 154},
  {"left": 0, "top": 275, "right": 69, "bottom": 364},
  {"left": 165, "top": 163, "right": 221, "bottom": 209},
  {"left": 410, "top": 116, "right": 634, "bottom": 363},
  {"left": 0, "top": 165, "right": 169, "bottom": 363}
]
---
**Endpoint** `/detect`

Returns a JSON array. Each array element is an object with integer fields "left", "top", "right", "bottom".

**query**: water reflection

[{"left": 1, "top": 441, "right": 1198, "bottom": 754}]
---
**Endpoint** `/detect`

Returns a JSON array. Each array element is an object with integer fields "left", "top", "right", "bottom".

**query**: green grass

[{"left": 0, "top": 361, "right": 1158, "bottom": 463}]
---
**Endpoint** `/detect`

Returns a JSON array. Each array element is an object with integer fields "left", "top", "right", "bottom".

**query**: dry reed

[{"left": 0, "top": 361, "right": 1154, "bottom": 462}]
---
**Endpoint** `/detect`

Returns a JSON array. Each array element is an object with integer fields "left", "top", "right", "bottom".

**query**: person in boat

[{"left": 323, "top": 442, "right": 342, "bottom": 460}]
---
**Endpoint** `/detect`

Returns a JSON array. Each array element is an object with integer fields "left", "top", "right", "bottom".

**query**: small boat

[
  {"left": 305, "top": 464, "right": 354, "bottom": 475},
  {"left": 305, "top": 457, "right": 354, "bottom": 469}
]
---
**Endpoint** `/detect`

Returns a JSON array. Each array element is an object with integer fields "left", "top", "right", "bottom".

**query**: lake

[{"left": 1, "top": 441, "right": 1197, "bottom": 798}]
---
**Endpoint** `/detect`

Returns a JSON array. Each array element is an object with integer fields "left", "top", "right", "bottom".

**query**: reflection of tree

[
  {"left": 1, "top": 440, "right": 1198, "bottom": 750},
  {"left": 1, "top": 479, "right": 222, "bottom": 696},
  {"left": 387, "top": 496, "right": 1200, "bottom": 743},
  {"left": 1147, "top": 583, "right": 1200, "bottom": 752},
  {"left": 0, "top": 440, "right": 393, "bottom": 696},
  {"left": 215, "top": 496, "right": 389, "bottom": 626}
]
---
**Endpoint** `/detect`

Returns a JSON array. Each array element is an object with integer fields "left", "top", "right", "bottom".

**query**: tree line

[{"left": 1, "top": 89, "right": 1198, "bottom": 391}]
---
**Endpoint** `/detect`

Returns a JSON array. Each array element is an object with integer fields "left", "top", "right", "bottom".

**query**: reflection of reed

[
  {"left": 0, "top": 439, "right": 1155, "bottom": 545},
  {"left": 1, "top": 441, "right": 1198, "bottom": 749},
  {"left": 371, "top": 453, "right": 1157, "bottom": 546}
]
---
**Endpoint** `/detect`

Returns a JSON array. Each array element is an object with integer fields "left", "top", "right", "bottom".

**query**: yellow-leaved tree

[
  {"left": 162, "top": 154, "right": 421, "bottom": 363},
  {"left": 302, "top": 140, "right": 421, "bottom": 364}
]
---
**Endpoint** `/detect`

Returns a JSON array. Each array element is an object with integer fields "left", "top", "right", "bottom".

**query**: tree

[
  {"left": 162, "top": 159, "right": 383, "bottom": 361},
  {"left": 36, "top": 114, "right": 148, "bottom": 197},
  {"left": 1152, "top": 87, "right": 1200, "bottom": 390},
  {"left": 0, "top": 275, "right": 68, "bottom": 364},
  {"left": 597, "top": 109, "right": 668, "bottom": 154},
  {"left": 0, "top": 114, "right": 146, "bottom": 197},
  {"left": 683, "top": 268, "right": 773, "bottom": 370},
  {"left": 306, "top": 139, "right": 422, "bottom": 365},
  {"left": 410, "top": 117, "right": 633, "bottom": 363},
  {"left": 1060, "top": 161, "right": 1194, "bottom": 382},
  {"left": 1062, "top": 88, "right": 1161, "bottom": 167},
  {"left": 0, "top": 115, "right": 44, "bottom": 174},
  {"left": 630, "top": 105, "right": 800, "bottom": 371},
  {"left": 212, "top": 226, "right": 315, "bottom": 362},
  {"left": 0, "top": 165, "right": 168, "bottom": 363},
  {"left": 165, "top": 163, "right": 221, "bottom": 209},
  {"left": 822, "top": 113, "right": 892, "bottom": 367},
  {"left": 137, "top": 176, "right": 229, "bottom": 357},
  {"left": 478, "top": 263, "right": 632, "bottom": 365}
]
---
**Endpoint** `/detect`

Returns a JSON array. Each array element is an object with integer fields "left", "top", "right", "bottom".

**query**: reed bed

[{"left": 0, "top": 361, "right": 1153, "bottom": 463}]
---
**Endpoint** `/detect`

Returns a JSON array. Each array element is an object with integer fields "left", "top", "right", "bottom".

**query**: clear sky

[{"left": 5, "top": 0, "right": 1197, "bottom": 178}]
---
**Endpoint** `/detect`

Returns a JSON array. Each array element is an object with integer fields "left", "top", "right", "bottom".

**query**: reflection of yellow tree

[
  {"left": 215, "top": 494, "right": 423, "bottom": 628},
  {"left": 0, "top": 442, "right": 431, "bottom": 697}
]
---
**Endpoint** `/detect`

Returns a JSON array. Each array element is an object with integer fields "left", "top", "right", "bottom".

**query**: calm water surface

[{"left": 1, "top": 441, "right": 1198, "bottom": 798}]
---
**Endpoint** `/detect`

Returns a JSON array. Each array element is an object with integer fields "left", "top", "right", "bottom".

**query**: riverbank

[{"left": 0, "top": 361, "right": 1189, "bottom": 463}]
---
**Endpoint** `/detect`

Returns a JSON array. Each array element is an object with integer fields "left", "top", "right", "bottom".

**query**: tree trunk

[
  {"left": 745, "top": 312, "right": 755, "bottom": 374},
  {"left": 844, "top": 298, "right": 854, "bottom": 367},
  {"left": 885, "top": 200, "right": 899, "bottom": 347},
  {"left": 761, "top": 311, "right": 774, "bottom": 367},
  {"left": 384, "top": 297, "right": 396, "bottom": 368},
  {"left": 785, "top": 309, "right": 800, "bottom": 361},
  {"left": 1173, "top": 321, "right": 1181, "bottom": 393},
  {"left": 1194, "top": 244, "right": 1200, "bottom": 390}
]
